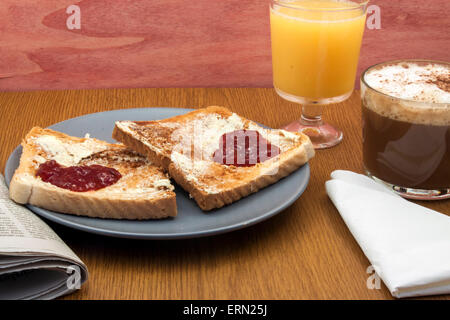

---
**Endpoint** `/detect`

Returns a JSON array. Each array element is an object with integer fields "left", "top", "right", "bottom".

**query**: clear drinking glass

[
  {"left": 361, "top": 59, "right": 450, "bottom": 200},
  {"left": 270, "top": 0, "right": 368, "bottom": 149}
]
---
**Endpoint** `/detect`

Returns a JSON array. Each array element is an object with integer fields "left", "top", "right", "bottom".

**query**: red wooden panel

[{"left": 0, "top": 0, "right": 448, "bottom": 91}]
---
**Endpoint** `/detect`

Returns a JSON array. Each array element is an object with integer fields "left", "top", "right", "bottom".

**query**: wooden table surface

[{"left": 0, "top": 88, "right": 448, "bottom": 300}]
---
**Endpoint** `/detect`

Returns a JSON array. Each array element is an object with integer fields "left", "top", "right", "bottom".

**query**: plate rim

[{"left": 4, "top": 107, "right": 310, "bottom": 240}]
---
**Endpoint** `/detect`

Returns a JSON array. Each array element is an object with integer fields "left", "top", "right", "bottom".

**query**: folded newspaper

[{"left": 0, "top": 174, "right": 88, "bottom": 299}]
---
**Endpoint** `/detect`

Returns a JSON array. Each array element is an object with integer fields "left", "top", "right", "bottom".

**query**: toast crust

[
  {"left": 10, "top": 127, "right": 177, "bottom": 220},
  {"left": 113, "top": 107, "right": 314, "bottom": 211}
]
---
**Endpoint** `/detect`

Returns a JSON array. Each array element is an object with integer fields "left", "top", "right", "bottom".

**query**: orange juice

[{"left": 270, "top": 0, "right": 366, "bottom": 100}]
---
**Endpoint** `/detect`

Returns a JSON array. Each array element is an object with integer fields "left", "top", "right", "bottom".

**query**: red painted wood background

[{"left": 0, "top": 0, "right": 449, "bottom": 91}]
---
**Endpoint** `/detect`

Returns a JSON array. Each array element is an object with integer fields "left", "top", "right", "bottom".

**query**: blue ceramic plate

[{"left": 4, "top": 108, "right": 310, "bottom": 239}]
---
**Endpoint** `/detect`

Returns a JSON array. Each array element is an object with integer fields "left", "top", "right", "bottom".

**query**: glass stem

[{"left": 301, "top": 104, "right": 324, "bottom": 126}]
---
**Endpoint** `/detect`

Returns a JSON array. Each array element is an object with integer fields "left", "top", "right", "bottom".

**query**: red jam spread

[
  {"left": 36, "top": 160, "right": 122, "bottom": 192},
  {"left": 213, "top": 130, "right": 280, "bottom": 167}
]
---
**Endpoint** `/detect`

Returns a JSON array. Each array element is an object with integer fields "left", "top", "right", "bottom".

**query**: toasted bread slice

[
  {"left": 9, "top": 127, "right": 177, "bottom": 219},
  {"left": 113, "top": 106, "right": 314, "bottom": 211}
]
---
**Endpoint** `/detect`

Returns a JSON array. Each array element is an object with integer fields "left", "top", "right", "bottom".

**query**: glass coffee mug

[{"left": 361, "top": 59, "right": 450, "bottom": 200}]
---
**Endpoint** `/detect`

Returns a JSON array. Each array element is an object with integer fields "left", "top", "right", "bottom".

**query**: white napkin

[{"left": 326, "top": 170, "right": 450, "bottom": 298}]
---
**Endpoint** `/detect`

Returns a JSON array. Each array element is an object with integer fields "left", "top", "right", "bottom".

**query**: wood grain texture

[
  {"left": 0, "top": 0, "right": 449, "bottom": 91},
  {"left": 0, "top": 88, "right": 448, "bottom": 299}
]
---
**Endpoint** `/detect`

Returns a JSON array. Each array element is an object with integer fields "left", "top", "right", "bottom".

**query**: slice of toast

[
  {"left": 113, "top": 106, "right": 314, "bottom": 211},
  {"left": 9, "top": 127, "right": 177, "bottom": 219}
]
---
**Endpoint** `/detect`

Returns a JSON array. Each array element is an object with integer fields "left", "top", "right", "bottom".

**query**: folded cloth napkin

[{"left": 326, "top": 170, "right": 450, "bottom": 298}]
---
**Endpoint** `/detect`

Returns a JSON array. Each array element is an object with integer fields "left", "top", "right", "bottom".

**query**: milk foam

[
  {"left": 364, "top": 62, "right": 450, "bottom": 104},
  {"left": 362, "top": 61, "right": 450, "bottom": 126}
]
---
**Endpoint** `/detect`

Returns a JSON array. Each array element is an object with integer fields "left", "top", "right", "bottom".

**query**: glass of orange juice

[{"left": 270, "top": 0, "right": 368, "bottom": 148}]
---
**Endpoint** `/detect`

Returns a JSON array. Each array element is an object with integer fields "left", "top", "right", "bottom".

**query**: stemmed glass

[{"left": 270, "top": 0, "right": 368, "bottom": 149}]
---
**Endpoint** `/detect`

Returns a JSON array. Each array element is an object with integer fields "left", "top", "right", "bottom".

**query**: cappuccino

[{"left": 361, "top": 60, "right": 450, "bottom": 199}]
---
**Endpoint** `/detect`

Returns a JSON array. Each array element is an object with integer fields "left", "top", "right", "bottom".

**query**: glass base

[
  {"left": 366, "top": 171, "right": 450, "bottom": 200},
  {"left": 283, "top": 119, "right": 343, "bottom": 149},
  {"left": 275, "top": 87, "right": 349, "bottom": 149}
]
